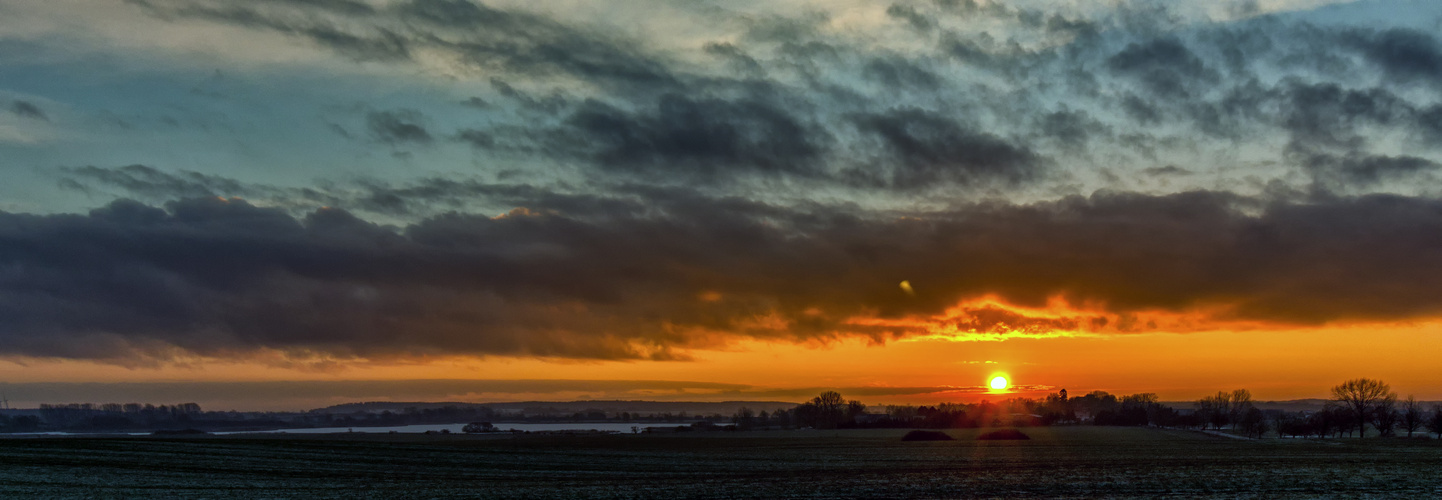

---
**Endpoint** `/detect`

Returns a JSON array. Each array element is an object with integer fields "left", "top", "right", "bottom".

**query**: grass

[{"left": 2, "top": 427, "right": 1441, "bottom": 498}]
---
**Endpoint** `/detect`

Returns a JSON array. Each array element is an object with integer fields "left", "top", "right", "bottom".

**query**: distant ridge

[{"left": 312, "top": 400, "right": 799, "bottom": 415}]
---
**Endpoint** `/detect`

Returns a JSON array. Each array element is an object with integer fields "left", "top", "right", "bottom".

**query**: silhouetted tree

[
  {"left": 1428, "top": 405, "right": 1442, "bottom": 439},
  {"left": 1400, "top": 396, "right": 1424, "bottom": 437},
  {"left": 1096, "top": 393, "right": 1160, "bottom": 426},
  {"left": 1331, "top": 406, "right": 1357, "bottom": 437},
  {"left": 1275, "top": 412, "right": 1307, "bottom": 438},
  {"left": 1308, "top": 409, "right": 1336, "bottom": 438},
  {"left": 1373, "top": 400, "right": 1399, "bottom": 437},
  {"left": 732, "top": 407, "right": 757, "bottom": 430},
  {"left": 461, "top": 422, "right": 495, "bottom": 433},
  {"left": 846, "top": 400, "right": 867, "bottom": 421},
  {"left": 887, "top": 405, "right": 919, "bottom": 425},
  {"left": 1173, "top": 411, "right": 1203, "bottom": 430},
  {"left": 1239, "top": 407, "right": 1268, "bottom": 438},
  {"left": 1072, "top": 391, "right": 1118, "bottom": 423},
  {"left": 1195, "top": 392, "right": 1230, "bottom": 430},
  {"left": 1228, "top": 389, "right": 1253, "bottom": 430},
  {"left": 796, "top": 391, "right": 848, "bottom": 429},
  {"left": 1331, "top": 378, "right": 1396, "bottom": 438}
]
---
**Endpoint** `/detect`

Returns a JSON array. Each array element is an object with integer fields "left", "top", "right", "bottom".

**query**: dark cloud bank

[{"left": 5, "top": 189, "right": 1442, "bottom": 364}]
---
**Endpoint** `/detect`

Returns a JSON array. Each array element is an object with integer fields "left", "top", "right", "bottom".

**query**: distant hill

[{"left": 312, "top": 400, "right": 798, "bottom": 416}]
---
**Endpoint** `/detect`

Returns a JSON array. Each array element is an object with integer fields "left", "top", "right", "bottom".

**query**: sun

[{"left": 989, "top": 376, "right": 1009, "bottom": 390}]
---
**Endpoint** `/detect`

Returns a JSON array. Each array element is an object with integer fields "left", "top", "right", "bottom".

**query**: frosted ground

[{"left": 3, "top": 427, "right": 1441, "bottom": 498}]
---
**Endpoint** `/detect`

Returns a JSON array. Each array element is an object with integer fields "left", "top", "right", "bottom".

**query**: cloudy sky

[{"left": 2, "top": 0, "right": 1441, "bottom": 410}]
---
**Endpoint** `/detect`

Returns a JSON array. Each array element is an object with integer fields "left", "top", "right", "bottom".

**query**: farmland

[{"left": 3, "top": 427, "right": 1441, "bottom": 498}]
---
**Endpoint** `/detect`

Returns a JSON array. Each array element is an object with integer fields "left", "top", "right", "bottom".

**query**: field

[{"left": 3, "top": 427, "right": 1442, "bottom": 498}]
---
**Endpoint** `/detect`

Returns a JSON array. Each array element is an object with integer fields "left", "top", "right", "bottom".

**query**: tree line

[
  {"left": 7, "top": 378, "right": 1439, "bottom": 438},
  {"left": 1, "top": 402, "right": 741, "bottom": 433},
  {"left": 728, "top": 379, "right": 1442, "bottom": 439}
]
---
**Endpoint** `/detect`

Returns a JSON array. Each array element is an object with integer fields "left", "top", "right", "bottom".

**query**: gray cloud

[
  {"left": 1303, "top": 153, "right": 1441, "bottom": 186},
  {"left": 130, "top": 0, "right": 678, "bottom": 91},
  {"left": 1279, "top": 82, "right": 1410, "bottom": 150},
  {"left": 847, "top": 108, "right": 1044, "bottom": 188},
  {"left": 453, "top": 128, "right": 495, "bottom": 150},
  {"left": 55, "top": 165, "right": 632, "bottom": 218},
  {"left": 1142, "top": 165, "right": 1191, "bottom": 176},
  {"left": 535, "top": 94, "right": 832, "bottom": 180},
  {"left": 703, "top": 42, "right": 764, "bottom": 78},
  {"left": 886, "top": 3, "right": 935, "bottom": 32},
  {"left": 862, "top": 58, "right": 942, "bottom": 90},
  {"left": 366, "top": 109, "right": 432, "bottom": 145},
  {"left": 1035, "top": 108, "right": 1103, "bottom": 149},
  {"left": 489, "top": 78, "right": 569, "bottom": 115},
  {"left": 1420, "top": 105, "right": 1442, "bottom": 143},
  {"left": 59, "top": 164, "right": 253, "bottom": 200},
  {"left": 9, "top": 100, "right": 47, "bottom": 121},
  {"left": 57, "top": 164, "right": 343, "bottom": 211},
  {"left": 1346, "top": 28, "right": 1442, "bottom": 86},
  {"left": 1106, "top": 37, "right": 1218, "bottom": 99}
]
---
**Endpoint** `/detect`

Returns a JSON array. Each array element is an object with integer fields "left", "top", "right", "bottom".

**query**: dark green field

[{"left": 3, "top": 427, "right": 1441, "bottom": 498}]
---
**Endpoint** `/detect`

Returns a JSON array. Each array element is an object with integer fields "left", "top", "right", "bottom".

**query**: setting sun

[{"left": 990, "top": 376, "right": 1009, "bottom": 390}]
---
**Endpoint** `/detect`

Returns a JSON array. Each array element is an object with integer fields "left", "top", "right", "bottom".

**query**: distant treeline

[
  {"left": 730, "top": 379, "right": 1442, "bottom": 439},
  {"left": 724, "top": 389, "right": 1184, "bottom": 432},
  {"left": 1, "top": 402, "right": 287, "bottom": 433},
  {"left": 1, "top": 401, "right": 739, "bottom": 434},
  {"left": 8, "top": 378, "right": 1440, "bottom": 438}
]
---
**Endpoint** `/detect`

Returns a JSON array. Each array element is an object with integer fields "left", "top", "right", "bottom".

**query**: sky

[{"left": 2, "top": 0, "right": 1442, "bottom": 411}]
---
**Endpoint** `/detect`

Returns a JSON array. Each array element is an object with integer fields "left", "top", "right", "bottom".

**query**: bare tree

[
  {"left": 1228, "top": 389, "right": 1253, "bottom": 430},
  {"left": 1330, "top": 378, "right": 1396, "bottom": 438},
  {"left": 1400, "top": 396, "right": 1424, "bottom": 437},
  {"left": 1239, "top": 407, "right": 1268, "bottom": 438},
  {"left": 1195, "top": 391, "right": 1231, "bottom": 430},
  {"left": 1428, "top": 404, "right": 1442, "bottom": 439},
  {"left": 732, "top": 407, "right": 756, "bottom": 430},
  {"left": 1374, "top": 399, "right": 1399, "bottom": 437},
  {"left": 846, "top": 400, "right": 867, "bottom": 420},
  {"left": 798, "top": 391, "right": 847, "bottom": 429},
  {"left": 1308, "top": 408, "right": 1334, "bottom": 438}
]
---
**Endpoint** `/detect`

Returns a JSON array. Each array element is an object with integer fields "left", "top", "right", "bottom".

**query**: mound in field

[
  {"left": 901, "top": 430, "right": 954, "bottom": 441},
  {"left": 976, "top": 429, "right": 1030, "bottom": 440}
]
